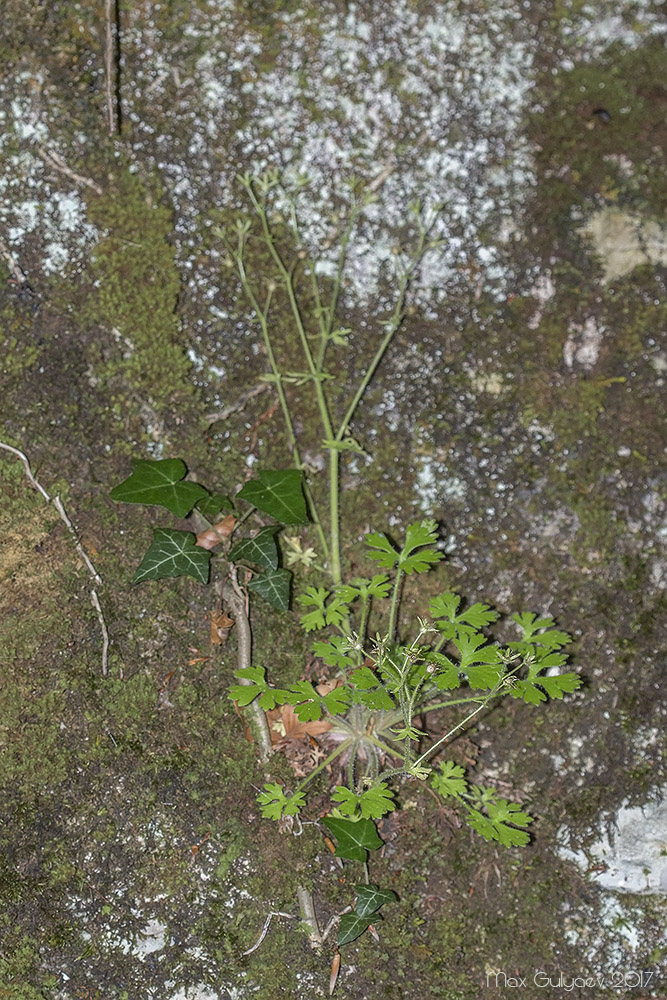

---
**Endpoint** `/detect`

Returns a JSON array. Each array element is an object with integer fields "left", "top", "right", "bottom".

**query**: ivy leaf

[
  {"left": 111, "top": 459, "right": 207, "bottom": 517},
  {"left": 431, "top": 761, "right": 467, "bottom": 799},
  {"left": 247, "top": 569, "right": 291, "bottom": 611},
  {"left": 238, "top": 469, "right": 308, "bottom": 524},
  {"left": 133, "top": 529, "right": 211, "bottom": 584},
  {"left": 322, "top": 816, "right": 383, "bottom": 862},
  {"left": 354, "top": 884, "right": 398, "bottom": 918},
  {"left": 196, "top": 493, "right": 234, "bottom": 519},
  {"left": 229, "top": 525, "right": 281, "bottom": 570},
  {"left": 337, "top": 913, "right": 374, "bottom": 946}
]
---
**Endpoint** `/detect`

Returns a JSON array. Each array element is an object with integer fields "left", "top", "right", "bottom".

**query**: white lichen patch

[
  {"left": 580, "top": 208, "right": 667, "bottom": 284},
  {"left": 0, "top": 89, "right": 99, "bottom": 275},
  {"left": 563, "top": 316, "right": 605, "bottom": 370},
  {"left": 559, "top": 789, "right": 667, "bottom": 895}
]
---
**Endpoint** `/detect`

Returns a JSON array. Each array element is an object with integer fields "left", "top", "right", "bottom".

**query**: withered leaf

[{"left": 196, "top": 514, "right": 236, "bottom": 550}]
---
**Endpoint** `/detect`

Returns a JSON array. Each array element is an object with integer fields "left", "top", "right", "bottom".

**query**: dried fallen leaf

[
  {"left": 195, "top": 514, "right": 236, "bottom": 550},
  {"left": 209, "top": 609, "right": 234, "bottom": 645},
  {"left": 267, "top": 703, "right": 332, "bottom": 744},
  {"left": 329, "top": 951, "right": 341, "bottom": 996}
]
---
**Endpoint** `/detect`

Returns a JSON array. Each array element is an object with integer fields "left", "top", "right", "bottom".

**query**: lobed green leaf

[
  {"left": 238, "top": 469, "right": 309, "bottom": 524},
  {"left": 133, "top": 529, "right": 211, "bottom": 584},
  {"left": 111, "top": 459, "right": 208, "bottom": 517}
]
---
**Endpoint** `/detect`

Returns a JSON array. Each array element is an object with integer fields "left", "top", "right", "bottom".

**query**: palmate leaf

[
  {"left": 466, "top": 807, "right": 532, "bottom": 848},
  {"left": 332, "top": 784, "right": 395, "bottom": 820},
  {"left": 322, "top": 816, "right": 383, "bottom": 862},
  {"left": 229, "top": 525, "right": 281, "bottom": 570},
  {"left": 365, "top": 532, "right": 399, "bottom": 570},
  {"left": 509, "top": 667, "right": 582, "bottom": 706},
  {"left": 311, "top": 636, "right": 356, "bottom": 669},
  {"left": 133, "top": 529, "right": 211, "bottom": 584},
  {"left": 257, "top": 783, "right": 305, "bottom": 820},
  {"left": 238, "top": 469, "right": 309, "bottom": 524},
  {"left": 228, "top": 665, "right": 289, "bottom": 710},
  {"left": 430, "top": 592, "right": 499, "bottom": 631},
  {"left": 111, "top": 459, "right": 208, "bottom": 517},
  {"left": 247, "top": 569, "right": 291, "bottom": 611},
  {"left": 431, "top": 760, "right": 468, "bottom": 799},
  {"left": 400, "top": 519, "right": 443, "bottom": 573}
]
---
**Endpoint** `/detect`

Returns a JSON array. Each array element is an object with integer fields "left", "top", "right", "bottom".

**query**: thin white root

[
  {"left": 91, "top": 589, "right": 109, "bottom": 677},
  {"left": 242, "top": 910, "right": 297, "bottom": 956},
  {"left": 0, "top": 440, "right": 109, "bottom": 676}
]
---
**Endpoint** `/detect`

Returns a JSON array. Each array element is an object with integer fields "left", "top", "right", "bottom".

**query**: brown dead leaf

[
  {"left": 209, "top": 609, "right": 234, "bottom": 645},
  {"left": 266, "top": 703, "right": 332, "bottom": 745},
  {"left": 196, "top": 514, "right": 236, "bottom": 550}
]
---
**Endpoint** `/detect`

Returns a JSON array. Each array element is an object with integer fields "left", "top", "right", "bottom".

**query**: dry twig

[
  {"left": 204, "top": 382, "right": 270, "bottom": 427},
  {"left": 0, "top": 237, "right": 30, "bottom": 287},
  {"left": 36, "top": 146, "right": 103, "bottom": 196},
  {"left": 0, "top": 441, "right": 109, "bottom": 676},
  {"left": 104, "top": 0, "right": 116, "bottom": 136}
]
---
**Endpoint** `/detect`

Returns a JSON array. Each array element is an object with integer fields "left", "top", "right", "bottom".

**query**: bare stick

[
  {"left": 36, "top": 147, "right": 103, "bottom": 196},
  {"left": 204, "top": 382, "right": 270, "bottom": 427},
  {"left": 52, "top": 496, "right": 102, "bottom": 585},
  {"left": 0, "top": 441, "right": 51, "bottom": 500},
  {"left": 91, "top": 589, "right": 109, "bottom": 676},
  {"left": 222, "top": 566, "right": 274, "bottom": 763},
  {"left": 104, "top": 0, "right": 116, "bottom": 136},
  {"left": 0, "top": 441, "right": 108, "bottom": 675},
  {"left": 0, "top": 238, "right": 30, "bottom": 288},
  {"left": 297, "top": 887, "right": 322, "bottom": 948},
  {"left": 242, "top": 910, "right": 297, "bottom": 956}
]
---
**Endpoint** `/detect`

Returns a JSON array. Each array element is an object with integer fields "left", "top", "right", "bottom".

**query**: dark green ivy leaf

[
  {"left": 229, "top": 525, "right": 281, "bottom": 570},
  {"left": 133, "top": 529, "right": 211, "bottom": 584},
  {"left": 111, "top": 459, "right": 207, "bottom": 517},
  {"left": 354, "top": 884, "right": 398, "bottom": 918},
  {"left": 238, "top": 470, "right": 309, "bottom": 524},
  {"left": 322, "top": 817, "right": 383, "bottom": 862},
  {"left": 337, "top": 913, "right": 375, "bottom": 946},
  {"left": 247, "top": 568, "right": 292, "bottom": 611},
  {"left": 196, "top": 493, "right": 234, "bottom": 518}
]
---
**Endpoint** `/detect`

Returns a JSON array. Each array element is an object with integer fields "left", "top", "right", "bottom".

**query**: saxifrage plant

[{"left": 110, "top": 170, "right": 582, "bottom": 985}]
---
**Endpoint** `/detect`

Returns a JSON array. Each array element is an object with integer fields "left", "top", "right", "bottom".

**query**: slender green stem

[
  {"left": 411, "top": 690, "right": 499, "bottom": 771},
  {"left": 357, "top": 594, "right": 370, "bottom": 658},
  {"left": 388, "top": 568, "right": 403, "bottom": 641},
  {"left": 247, "top": 186, "right": 344, "bottom": 582},
  {"left": 334, "top": 228, "right": 430, "bottom": 443},
  {"left": 231, "top": 238, "right": 330, "bottom": 566},
  {"left": 291, "top": 740, "right": 351, "bottom": 797}
]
